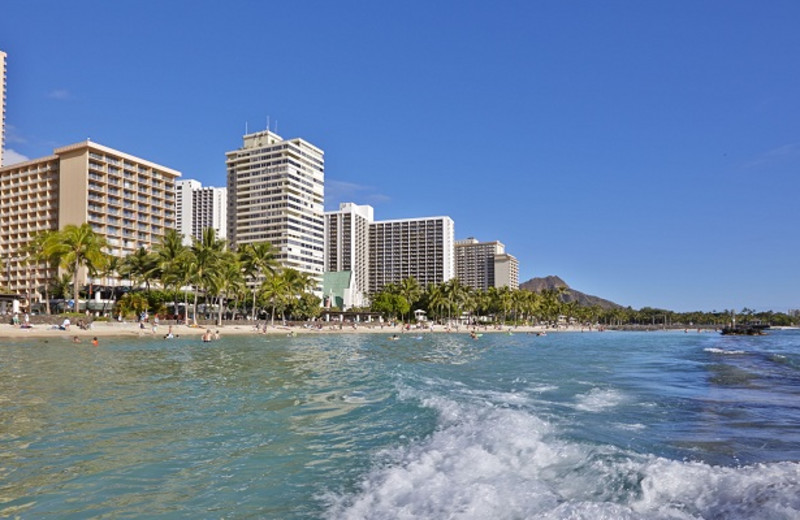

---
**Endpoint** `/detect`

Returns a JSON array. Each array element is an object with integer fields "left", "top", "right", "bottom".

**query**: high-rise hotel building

[
  {"left": 324, "top": 202, "right": 373, "bottom": 306},
  {"left": 226, "top": 129, "right": 325, "bottom": 289},
  {"left": 1, "top": 50, "right": 7, "bottom": 167},
  {"left": 0, "top": 140, "right": 179, "bottom": 296},
  {"left": 175, "top": 179, "right": 227, "bottom": 246},
  {"left": 368, "top": 215, "right": 455, "bottom": 294},
  {"left": 455, "top": 237, "right": 519, "bottom": 290}
]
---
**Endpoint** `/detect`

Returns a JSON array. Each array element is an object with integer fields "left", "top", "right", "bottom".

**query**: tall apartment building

[
  {"left": 494, "top": 251, "right": 520, "bottom": 289},
  {"left": 0, "top": 140, "right": 179, "bottom": 296},
  {"left": 226, "top": 129, "right": 325, "bottom": 289},
  {"left": 1, "top": 50, "right": 7, "bottom": 167},
  {"left": 455, "top": 237, "right": 519, "bottom": 290},
  {"left": 324, "top": 202, "right": 373, "bottom": 307},
  {"left": 368, "top": 215, "right": 455, "bottom": 294},
  {"left": 175, "top": 179, "right": 227, "bottom": 246}
]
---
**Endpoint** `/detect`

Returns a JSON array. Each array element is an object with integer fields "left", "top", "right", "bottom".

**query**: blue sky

[{"left": 2, "top": 1, "right": 799, "bottom": 312}]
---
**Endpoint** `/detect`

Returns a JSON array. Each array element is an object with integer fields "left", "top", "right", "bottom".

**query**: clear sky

[{"left": 2, "top": 1, "right": 798, "bottom": 313}]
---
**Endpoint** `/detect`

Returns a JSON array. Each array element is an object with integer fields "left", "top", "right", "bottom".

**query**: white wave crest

[
  {"left": 705, "top": 347, "right": 746, "bottom": 355},
  {"left": 324, "top": 399, "right": 800, "bottom": 520},
  {"left": 574, "top": 387, "right": 625, "bottom": 412}
]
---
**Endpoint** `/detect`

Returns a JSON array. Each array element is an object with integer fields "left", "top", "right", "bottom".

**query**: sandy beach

[{"left": 0, "top": 320, "right": 574, "bottom": 340}]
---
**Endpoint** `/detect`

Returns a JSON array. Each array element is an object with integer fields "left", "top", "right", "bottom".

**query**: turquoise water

[{"left": 2, "top": 330, "right": 799, "bottom": 518}]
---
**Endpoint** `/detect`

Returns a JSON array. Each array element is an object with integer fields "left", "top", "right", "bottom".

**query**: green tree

[
  {"left": 398, "top": 276, "right": 422, "bottom": 323},
  {"left": 239, "top": 241, "right": 280, "bottom": 321},
  {"left": 189, "top": 228, "right": 226, "bottom": 324},
  {"left": 46, "top": 223, "right": 109, "bottom": 311},
  {"left": 153, "top": 229, "right": 190, "bottom": 317},
  {"left": 260, "top": 272, "right": 290, "bottom": 327},
  {"left": 25, "top": 230, "right": 62, "bottom": 314},
  {"left": 208, "top": 252, "right": 245, "bottom": 326},
  {"left": 120, "top": 247, "right": 160, "bottom": 295}
]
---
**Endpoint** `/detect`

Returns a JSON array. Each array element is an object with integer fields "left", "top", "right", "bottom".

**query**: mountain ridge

[{"left": 519, "top": 275, "right": 622, "bottom": 310}]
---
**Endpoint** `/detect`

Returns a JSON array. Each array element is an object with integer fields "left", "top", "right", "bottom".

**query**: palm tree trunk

[
  {"left": 251, "top": 288, "right": 257, "bottom": 322},
  {"left": 192, "top": 290, "right": 199, "bottom": 325},
  {"left": 73, "top": 265, "right": 80, "bottom": 313}
]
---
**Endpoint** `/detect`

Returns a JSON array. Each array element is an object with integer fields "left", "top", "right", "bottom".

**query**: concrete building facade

[
  {"left": 368, "top": 215, "right": 455, "bottom": 294},
  {"left": 1, "top": 50, "right": 6, "bottom": 167},
  {"left": 455, "top": 237, "right": 519, "bottom": 290},
  {"left": 0, "top": 140, "right": 179, "bottom": 297},
  {"left": 493, "top": 251, "right": 520, "bottom": 290},
  {"left": 226, "top": 129, "right": 325, "bottom": 289},
  {"left": 175, "top": 179, "right": 227, "bottom": 246},
  {"left": 324, "top": 202, "right": 373, "bottom": 308}
]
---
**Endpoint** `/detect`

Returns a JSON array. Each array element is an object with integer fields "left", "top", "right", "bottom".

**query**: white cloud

[
  {"left": 3, "top": 148, "right": 30, "bottom": 166},
  {"left": 47, "top": 89, "right": 70, "bottom": 100},
  {"left": 743, "top": 142, "right": 800, "bottom": 169},
  {"left": 5, "top": 125, "right": 27, "bottom": 144}
]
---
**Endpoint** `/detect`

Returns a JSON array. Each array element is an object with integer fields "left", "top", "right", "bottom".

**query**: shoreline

[{"left": 0, "top": 321, "right": 599, "bottom": 340}]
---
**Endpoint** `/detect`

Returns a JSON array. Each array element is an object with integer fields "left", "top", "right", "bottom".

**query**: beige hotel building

[
  {"left": 0, "top": 140, "right": 179, "bottom": 298},
  {"left": 455, "top": 237, "right": 519, "bottom": 291},
  {"left": 1, "top": 50, "right": 6, "bottom": 167}
]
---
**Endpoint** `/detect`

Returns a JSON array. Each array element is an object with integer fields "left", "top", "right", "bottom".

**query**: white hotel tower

[
  {"left": 368, "top": 215, "right": 455, "bottom": 294},
  {"left": 175, "top": 179, "right": 227, "bottom": 246},
  {"left": 226, "top": 129, "right": 325, "bottom": 289}
]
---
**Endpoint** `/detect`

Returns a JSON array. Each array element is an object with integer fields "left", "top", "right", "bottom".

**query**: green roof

[{"left": 322, "top": 271, "right": 353, "bottom": 308}]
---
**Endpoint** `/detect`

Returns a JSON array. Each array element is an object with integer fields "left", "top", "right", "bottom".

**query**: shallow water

[{"left": 2, "top": 329, "right": 799, "bottom": 518}]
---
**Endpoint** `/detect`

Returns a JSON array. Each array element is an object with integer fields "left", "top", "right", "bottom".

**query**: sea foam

[{"left": 324, "top": 396, "right": 800, "bottom": 519}]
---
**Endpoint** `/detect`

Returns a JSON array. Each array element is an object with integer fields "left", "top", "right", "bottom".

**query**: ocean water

[{"left": 2, "top": 329, "right": 799, "bottom": 519}]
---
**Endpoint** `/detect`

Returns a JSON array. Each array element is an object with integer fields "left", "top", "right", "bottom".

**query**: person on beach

[
  {"left": 202, "top": 329, "right": 212, "bottom": 342},
  {"left": 72, "top": 336, "right": 81, "bottom": 343},
  {"left": 60, "top": 318, "right": 71, "bottom": 331},
  {"left": 91, "top": 337, "right": 99, "bottom": 347}
]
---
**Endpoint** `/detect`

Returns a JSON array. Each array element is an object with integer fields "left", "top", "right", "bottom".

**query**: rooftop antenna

[
  {"left": 266, "top": 115, "right": 270, "bottom": 133},
  {"left": 274, "top": 120, "right": 278, "bottom": 133},
  {"left": 245, "top": 121, "right": 249, "bottom": 134}
]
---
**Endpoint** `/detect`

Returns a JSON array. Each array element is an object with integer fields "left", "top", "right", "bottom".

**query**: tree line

[
  {"left": 8, "top": 224, "right": 319, "bottom": 326},
  {"left": 5, "top": 224, "right": 796, "bottom": 328}
]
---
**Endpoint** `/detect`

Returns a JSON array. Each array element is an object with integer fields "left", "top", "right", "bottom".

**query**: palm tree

[
  {"left": 239, "top": 241, "right": 280, "bottom": 321},
  {"left": 209, "top": 252, "right": 244, "bottom": 326},
  {"left": 398, "top": 276, "right": 422, "bottom": 323},
  {"left": 425, "top": 283, "right": 448, "bottom": 322},
  {"left": 46, "top": 223, "right": 109, "bottom": 311},
  {"left": 120, "top": 247, "right": 160, "bottom": 294},
  {"left": 442, "top": 279, "right": 470, "bottom": 325},
  {"left": 260, "top": 271, "right": 289, "bottom": 327},
  {"left": 189, "top": 228, "right": 226, "bottom": 324},
  {"left": 25, "top": 230, "right": 62, "bottom": 314},
  {"left": 153, "top": 229, "right": 191, "bottom": 318},
  {"left": 96, "top": 253, "right": 122, "bottom": 316}
]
